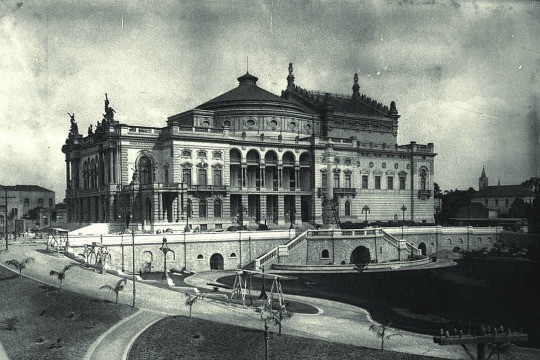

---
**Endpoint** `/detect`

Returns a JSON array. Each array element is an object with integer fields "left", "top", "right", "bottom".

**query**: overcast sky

[{"left": 1, "top": 0, "right": 539, "bottom": 200}]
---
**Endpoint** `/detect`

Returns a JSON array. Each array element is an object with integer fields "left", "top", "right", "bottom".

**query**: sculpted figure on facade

[
  {"left": 68, "top": 112, "right": 79, "bottom": 137},
  {"left": 104, "top": 93, "right": 115, "bottom": 121}
]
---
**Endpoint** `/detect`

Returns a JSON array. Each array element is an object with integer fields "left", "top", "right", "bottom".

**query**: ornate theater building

[{"left": 62, "top": 64, "right": 435, "bottom": 231}]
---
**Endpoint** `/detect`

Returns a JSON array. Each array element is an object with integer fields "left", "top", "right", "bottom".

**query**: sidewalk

[{"left": 0, "top": 242, "right": 467, "bottom": 360}]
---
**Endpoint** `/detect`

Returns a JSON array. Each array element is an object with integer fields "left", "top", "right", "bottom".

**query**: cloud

[{"left": 0, "top": 0, "right": 539, "bottom": 198}]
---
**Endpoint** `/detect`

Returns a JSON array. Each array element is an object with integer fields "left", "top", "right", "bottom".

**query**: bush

[{"left": 4, "top": 316, "right": 19, "bottom": 331}]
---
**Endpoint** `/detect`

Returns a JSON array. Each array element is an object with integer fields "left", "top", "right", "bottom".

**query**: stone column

[
  {"left": 278, "top": 166, "right": 283, "bottom": 188},
  {"left": 295, "top": 195, "right": 301, "bottom": 224},
  {"left": 295, "top": 167, "right": 300, "bottom": 190},
  {"left": 277, "top": 195, "right": 285, "bottom": 225},
  {"left": 65, "top": 160, "right": 71, "bottom": 191},
  {"left": 260, "top": 195, "right": 267, "bottom": 224}
]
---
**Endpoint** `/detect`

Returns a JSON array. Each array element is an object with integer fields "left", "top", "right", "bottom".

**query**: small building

[
  {"left": 470, "top": 167, "right": 535, "bottom": 215},
  {"left": 0, "top": 185, "right": 55, "bottom": 234}
]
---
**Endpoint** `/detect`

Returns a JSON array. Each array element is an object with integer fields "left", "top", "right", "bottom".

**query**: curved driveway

[{"left": 1, "top": 242, "right": 468, "bottom": 360}]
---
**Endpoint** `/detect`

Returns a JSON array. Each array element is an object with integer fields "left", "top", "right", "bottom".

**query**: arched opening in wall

[
  {"left": 299, "top": 152, "right": 311, "bottom": 191},
  {"left": 139, "top": 156, "right": 153, "bottom": 185},
  {"left": 246, "top": 150, "right": 260, "bottom": 189},
  {"left": 350, "top": 246, "right": 371, "bottom": 265},
  {"left": 282, "top": 151, "right": 296, "bottom": 190},
  {"left": 141, "top": 251, "right": 153, "bottom": 273},
  {"left": 210, "top": 253, "right": 224, "bottom": 270},
  {"left": 344, "top": 200, "right": 351, "bottom": 217},
  {"left": 229, "top": 149, "right": 242, "bottom": 188},
  {"left": 321, "top": 249, "right": 330, "bottom": 259},
  {"left": 418, "top": 242, "right": 427, "bottom": 256},
  {"left": 145, "top": 197, "right": 152, "bottom": 223}
]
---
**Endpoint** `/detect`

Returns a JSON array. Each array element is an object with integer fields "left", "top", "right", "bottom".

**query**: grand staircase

[{"left": 252, "top": 228, "right": 419, "bottom": 270}]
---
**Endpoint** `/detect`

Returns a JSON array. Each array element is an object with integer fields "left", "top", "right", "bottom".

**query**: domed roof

[{"left": 196, "top": 72, "right": 304, "bottom": 112}]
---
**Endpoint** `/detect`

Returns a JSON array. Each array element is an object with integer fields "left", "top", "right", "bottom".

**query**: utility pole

[{"left": 0, "top": 186, "right": 15, "bottom": 251}]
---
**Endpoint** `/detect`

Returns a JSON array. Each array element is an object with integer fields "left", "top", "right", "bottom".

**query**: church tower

[{"left": 479, "top": 166, "right": 488, "bottom": 190}]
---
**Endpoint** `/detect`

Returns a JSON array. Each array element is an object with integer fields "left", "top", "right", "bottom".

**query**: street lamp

[
  {"left": 159, "top": 237, "right": 175, "bottom": 280},
  {"left": 289, "top": 206, "right": 296, "bottom": 229},
  {"left": 0, "top": 186, "right": 9, "bottom": 251},
  {"left": 238, "top": 204, "right": 249, "bottom": 229},
  {"left": 362, "top": 205, "right": 370, "bottom": 227},
  {"left": 401, "top": 205, "right": 407, "bottom": 239}
]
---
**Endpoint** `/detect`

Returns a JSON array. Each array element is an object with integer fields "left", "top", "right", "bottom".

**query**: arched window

[
  {"left": 197, "top": 254, "right": 204, "bottom": 260},
  {"left": 230, "top": 253, "right": 237, "bottom": 258},
  {"left": 419, "top": 168, "right": 428, "bottom": 191},
  {"left": 321, "top": 249, "right": 330, "bottom": 259},
  {"left": 214, "top": 199, "right": 222, "bottom": 218},
  {"left": 199, "top": 200, "right": 207, "bottom": 218},
  {"left": 458, "top": 238, "right": 463, "bottom": 244},
  {"left": 139, "top": 156, "right": 152, "bottom": 185},
  {"left": 344, "top": 200, "right": 351, "bottom": 216}
]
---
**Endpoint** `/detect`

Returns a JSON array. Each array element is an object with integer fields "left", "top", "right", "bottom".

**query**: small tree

[
  {"left": 3, "top": 316, "right": 19, "bottom": 331},
  {"left": 369, "top": 322, "right": 403, "bottom": 352},
  {"left": 99, "top": 279, "right": 127, "bottom": 304},
  {"left": 49, "top": 264, "right": 77, "bottom": 288},
  {"left": 5, "top": 257, "right": 35, "bottom": 275},
  {"left": 184, "top": 292, "right": 204, "bottom": 318}
]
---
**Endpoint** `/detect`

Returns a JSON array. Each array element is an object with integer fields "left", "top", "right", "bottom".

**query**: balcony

[
  {"left": 318, "top": 187, "right": 357, "bottom": 197},
  {"left": 188, "top": 185, "right": 228, "bottom": 193},
  {"left": 418, "top": 189, "right": 432, "bottom": 200}
]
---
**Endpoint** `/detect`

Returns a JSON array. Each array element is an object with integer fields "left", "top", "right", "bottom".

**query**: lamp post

[
  {"left": 159, "top": 237, "right": 174, "bottom": 280},
  {"left": 401, "top": 205, "right": 407, "bottom": 239},
  {"left": 0, "top": 186, "right": 11, "bottom": 251},
  {"left": 362, "top": 205, "right": 370, "bottom": 227}
]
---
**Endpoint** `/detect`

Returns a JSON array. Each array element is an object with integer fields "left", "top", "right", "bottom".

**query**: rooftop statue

[
  {"left": 104, "top": 93, "right": 115, "bottom": 121},
  {"left": 88, "top": 124, "right": 93, "bottom": 136},
  {"left": 67, "top": 112, "right": 79, "bottom": 137}
]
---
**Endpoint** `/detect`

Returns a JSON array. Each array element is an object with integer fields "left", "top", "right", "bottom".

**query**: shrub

[{"left": 4, "top": 316, "right": 19, "bottom": 331}]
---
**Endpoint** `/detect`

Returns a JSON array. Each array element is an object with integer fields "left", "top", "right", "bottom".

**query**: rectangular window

[
  {"left": 495, "top": 199, "right": 499, "bottom": 206},
  {"left": 505, "top": 199, "right": 509, "bottom": 207},
  {"left": 200, "top": 224, "right": 207, "bottom": 231},
  {"left": 12, "top": 208, "right": 18, "bottom": 218},
  {"left": 198, "top": 169, "right": 207, "bottom": 186},
  {"left": 387, "top": 176, "right": 394, "bottom": 190},
  {"left": 49, "top": 198, "right": 53, "bottom": 208},
  {"left": 485, "top": 199, "right": 488, "bottom": 205},
  {"left": 213, "top": 169, "right": 222, "bottom": 186},
  {"left": 215, "top": 224, "right": 222, "bottom": 230},
  {"left": 399, "top": 177, "right": 406, "bottom": 190},
  {"left": 362, "top": 175, "right": 368, "bottom": 189},
  {"left": 333, "top": 173, "right": 340, "bottom": 188},
  {"left": 24, "top": 198, "right": 29, "bottom": 207},
  {"left": 38, "top": 198, "right": 43, "bottom": 207},
  {"left": 321, "top": 173, "right": 327, "bottom": 188},
  {"left": 182, "top": 169, "right": 192, "bottom": 186},
  {"left": 375, "top": 176, "right": 381, "bottom": 190},
  {"left": 344, "top": 173, "right": 351, "bottom": 188}
]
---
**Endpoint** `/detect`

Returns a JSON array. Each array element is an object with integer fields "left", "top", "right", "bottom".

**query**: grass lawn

[
  {"left": 0, "top": 266, "right": 137, "bottom": 360},
  {"left": 129, "top": 316, "right": 441, "bottom": 360}
]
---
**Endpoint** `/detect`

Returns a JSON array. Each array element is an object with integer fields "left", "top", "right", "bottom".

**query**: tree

[
  {"left": 369, "top": 322, "right": 403, "bottom": 352},
  {"left": 521, "top": 177, "right": 540, "bottom": 193},
  {"left": 184, "top": 292, "right": 204, "bottom": 319},
  {"left": 99, "top": 279, "right": 127, "bottom": 304},
  {"left": 508, "top": 198, "right": 532, "bottom": 218},
  {"left": 49, "top": 264, "right": 77, "bottom": 288},
  {"left": 5, "top": 257, "right": 34, "bottom": 275}
]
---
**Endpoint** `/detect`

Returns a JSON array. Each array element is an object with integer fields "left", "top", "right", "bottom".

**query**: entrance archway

[
  {"left": 418, "top": 242, "right": 427, "bottom": 256},
  {"left": 210, "top": 253, "right": 224, "bottom": 270},
  {"left": 350, "top": 246, "right": 371, "bottom": 264}
]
